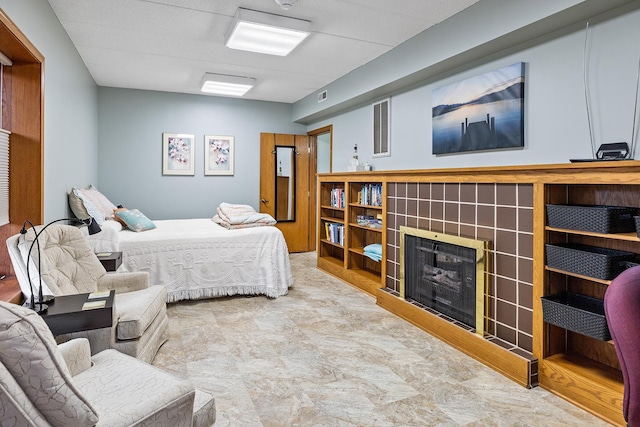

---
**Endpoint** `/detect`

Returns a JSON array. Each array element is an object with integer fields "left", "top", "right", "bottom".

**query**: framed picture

[
  {"left": 204, "top": 135, "right": 234, "bottom": 176},
  {"left": 162, "top": 133, "right": 195, "bottom": 175},
  {"left": 432, "top": 62, "right": 525, "bottom": 155}
]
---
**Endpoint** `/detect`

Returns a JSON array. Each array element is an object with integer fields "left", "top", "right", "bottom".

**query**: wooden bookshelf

[{"left": 317, "top": 176, "right": 384, "bottom": 295}]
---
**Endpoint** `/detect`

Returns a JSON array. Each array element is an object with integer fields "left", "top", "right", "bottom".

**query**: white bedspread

[{"left": 85, "top": 219, "right": 293, "bottom": 302}]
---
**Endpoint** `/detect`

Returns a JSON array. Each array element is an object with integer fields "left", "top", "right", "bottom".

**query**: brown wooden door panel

[{"left": 260, "top": 132, "right": 313, "bottom": 253}]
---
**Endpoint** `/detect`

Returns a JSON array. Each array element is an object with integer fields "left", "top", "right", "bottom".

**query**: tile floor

[{"left": 153, "top": 252, "right": 611, "bottom": 427}]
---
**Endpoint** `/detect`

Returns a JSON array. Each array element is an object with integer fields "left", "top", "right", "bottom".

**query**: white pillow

[
  {"left": 68, "top": 189, "right": 91, "bottom": 219},
  {"left": 70, "top": 185, "right": 117, "bottom": 225}
]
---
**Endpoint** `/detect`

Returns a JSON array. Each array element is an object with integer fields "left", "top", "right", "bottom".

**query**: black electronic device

[
  {"left": 570, "top": 142, "right": 631, "bottom": 163},
  {"left": 596, "top": 142, "right": 629, "bottom": 160}
]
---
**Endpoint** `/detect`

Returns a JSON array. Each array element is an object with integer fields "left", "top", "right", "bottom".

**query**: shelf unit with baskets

[
  {"left": 317, "top": 176, "right": 385, "bottom": 295},
  {"left": 542, "top": 183, "right": 640, "bottom": 426}
]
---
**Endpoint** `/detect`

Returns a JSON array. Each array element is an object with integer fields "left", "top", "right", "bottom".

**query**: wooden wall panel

[{"left": 0, "top": 8, "right": 44, "bottom": 288}]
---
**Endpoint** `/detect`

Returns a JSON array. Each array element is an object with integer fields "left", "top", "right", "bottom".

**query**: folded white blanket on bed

[{"left": 212, "top": 202, "right": 276, "bottom": 229}]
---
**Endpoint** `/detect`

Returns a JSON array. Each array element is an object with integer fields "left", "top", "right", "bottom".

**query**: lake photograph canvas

[{"left": 432, "top": 62, "right": 525, "bottom": 155}]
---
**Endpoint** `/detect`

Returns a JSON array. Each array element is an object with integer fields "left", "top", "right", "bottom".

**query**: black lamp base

[
  {"left": 40, "top": 294, "right": 55, "bottom": 303},
  {"left": 31, "top": 302, "right": 48, "bottom": 314}
]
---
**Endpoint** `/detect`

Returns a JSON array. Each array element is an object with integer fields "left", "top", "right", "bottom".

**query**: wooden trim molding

[{"left": 0, "top": 8, "right": 45, "bottom": 277}]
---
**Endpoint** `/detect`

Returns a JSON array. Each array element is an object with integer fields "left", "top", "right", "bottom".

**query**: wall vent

[{"left": 317, "top": 90, "right": 327, "bottom": 103}]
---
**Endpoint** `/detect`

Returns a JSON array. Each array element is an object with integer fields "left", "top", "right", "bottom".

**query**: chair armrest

[
  {"left": 97, "top": 271, "right": 150, "bottom": 293},
  {"left": 58, "top": 338, "right": 92, "bottom": 377}
]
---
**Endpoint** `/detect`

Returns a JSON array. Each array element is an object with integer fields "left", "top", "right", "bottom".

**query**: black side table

[
  {"left": 96, "top": 251, "right": 122, "bottom": 271},
  {"left": 40, "top": 290, "right": 115, "bottom": 336}
]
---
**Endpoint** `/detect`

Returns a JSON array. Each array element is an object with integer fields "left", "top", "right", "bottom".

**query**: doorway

[
  {"left": 259, "top": 126, "right": 332, "bottom": 253},
  {"left": 259, "top": 133, "right": 313, "bottom": 253},
  {"left": 307, "top": 125, "right": 332, "bottom": 251}
]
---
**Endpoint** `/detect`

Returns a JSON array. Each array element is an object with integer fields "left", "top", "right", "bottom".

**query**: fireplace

[{"left": 400, "top": 226, "right": 489, "bottom": 335}]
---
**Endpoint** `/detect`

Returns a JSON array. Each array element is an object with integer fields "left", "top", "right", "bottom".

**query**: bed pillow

[
  {"left": 115, "top": 209, "right": 156, "bottom": 232},
  {"left": 69, "top": 185, "right": 117, "bottom": 226},
  {"left": 113, "top": 207, "right": 128, "bottom": 227},
  {"left": 68, "top": 189, "right": 91, "bottom": 220}
]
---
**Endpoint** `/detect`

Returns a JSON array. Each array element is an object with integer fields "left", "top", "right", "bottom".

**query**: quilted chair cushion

[
  {"left": 0, "top": 301, "right": 99, "bottom": 427},
  {"left": 22, "top": 224, "right": 106, "bottom": 296},
  {"left": 73, "top": 349, "right": 196, "bottom": 426},
  {"left": 0, "top": 361, "right": 48, "bottom": 426},
  {"left": 115, "top": 285, "right": 167, "bottom": 340}
]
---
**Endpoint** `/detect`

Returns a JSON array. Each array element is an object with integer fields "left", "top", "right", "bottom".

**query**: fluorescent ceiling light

[
  {"left": 200, "top": 73, "right": 255, "bottom": 97},
  {"left": 225, "top": 8, "right": 310, "bottom": 56}
]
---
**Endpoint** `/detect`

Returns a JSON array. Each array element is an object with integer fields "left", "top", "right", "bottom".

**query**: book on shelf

[
  {"left": 357, "top": 183, "right": 382, "bottom": 206},
  {"left": 324, "top": 222, "right": 344, "bottom": 245},
  {"left": 330, "top": 187, "right": 345, "bottom": 208}
]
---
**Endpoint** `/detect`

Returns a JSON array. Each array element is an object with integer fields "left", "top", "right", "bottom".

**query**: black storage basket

[
  {"left": 541, "top": 292, "right": 611, "bottom": 341},
  {"left": 546, "top": 204, "right": 636, "bottom": 233},
  {"left": 635, "top": 215, "right": 640, "bottom": 238},
  {"left": 545, "top": 243, "right": 634, "bottom": 280}
]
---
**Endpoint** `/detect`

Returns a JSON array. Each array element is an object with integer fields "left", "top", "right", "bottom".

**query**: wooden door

[{"left": 260, "top": 133, "right": 313, "bottom": 253}]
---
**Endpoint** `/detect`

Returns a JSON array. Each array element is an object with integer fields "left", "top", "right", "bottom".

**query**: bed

[
  {"left": 68, "top": 185, "right": 292, "bottom": 303},
  {"left": 84, "top": 218, "right": 293, "bottom": 302}
]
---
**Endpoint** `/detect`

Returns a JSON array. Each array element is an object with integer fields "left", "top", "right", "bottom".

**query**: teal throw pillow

[{"left": 115, "top": 208, "right": 156, "bottom": 232}]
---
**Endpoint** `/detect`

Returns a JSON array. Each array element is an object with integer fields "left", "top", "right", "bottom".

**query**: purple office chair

[{"left": 605, "top": 265, "right": 640, "bottom": 427}]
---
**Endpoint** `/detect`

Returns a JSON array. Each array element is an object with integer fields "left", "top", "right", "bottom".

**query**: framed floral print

[
  {"left": 204, "top": 135, "right": 234, "bottom": 176},
  {"left": 162, "top": 133, "right": 195, "bottom": 175}
]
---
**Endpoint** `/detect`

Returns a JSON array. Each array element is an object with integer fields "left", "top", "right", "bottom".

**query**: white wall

[
  {"left": 97, "top": 88, "right": 306, "bottom": 220},
  {"left": 307, "top": 3, "right": 640, "bottom": 172},
  {"left": 0, "top": 0, "right": 99, "bottom": 221}
]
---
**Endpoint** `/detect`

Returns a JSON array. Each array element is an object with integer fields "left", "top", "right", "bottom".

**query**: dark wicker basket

[
  {"left": 541, "top": 292, "right": 611, "bottom": 341},
  {"left": 545, "top": 243, "right": 634, "bottom": 280},
  {"left": 546, "top": 204, "right": 637, "bottom": 233},
  {"left": 635, "top": 216, "right": 640, "bottom": 238}
]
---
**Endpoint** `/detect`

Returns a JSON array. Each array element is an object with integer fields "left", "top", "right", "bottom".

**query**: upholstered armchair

[
  {"left": 6, "top": 224, "right": 169, "bottom": 364},
  {"left": 0, "top": 301, "right": 215, "bottom": 426},
  {"left": 604, "top": 266, "right": 640, "bottom": 427}
]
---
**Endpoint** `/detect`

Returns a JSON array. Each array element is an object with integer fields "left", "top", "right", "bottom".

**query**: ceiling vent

[{"left": 317, "top": 90, "right": 327, "bottom": 103}]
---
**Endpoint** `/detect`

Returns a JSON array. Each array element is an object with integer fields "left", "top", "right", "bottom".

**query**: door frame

[{"left": 307, "top": 125, "right": 333, "bottom": 251}]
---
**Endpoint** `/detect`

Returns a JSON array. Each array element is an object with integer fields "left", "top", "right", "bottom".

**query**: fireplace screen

[{"left": 401, "top": 227, "right": 488, "bottom": 334}]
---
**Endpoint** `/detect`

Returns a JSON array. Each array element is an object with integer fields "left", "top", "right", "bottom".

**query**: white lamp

[
  {"left": 224, "top": 8, "right": 310, "bottom": 56},
  {"left": 200, "top": 73, "right": 255, "bottom": 97}
]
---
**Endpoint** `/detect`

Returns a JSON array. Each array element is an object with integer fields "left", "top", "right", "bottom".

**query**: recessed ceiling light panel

[
  {"left": 225, "top": 8, "right": 310, "bottom": 56},
  {"left": 200, "top": 73, "right": 255, "bottom": 97}
]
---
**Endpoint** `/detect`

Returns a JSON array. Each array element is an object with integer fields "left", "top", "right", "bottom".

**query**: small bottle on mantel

[{"left": 348, "top": 144, "right": 360, "bottom": 172}]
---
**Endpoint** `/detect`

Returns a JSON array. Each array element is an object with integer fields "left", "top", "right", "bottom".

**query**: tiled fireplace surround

[{"left": 385, "top": 182, "right": 534, "bottom": 359}]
